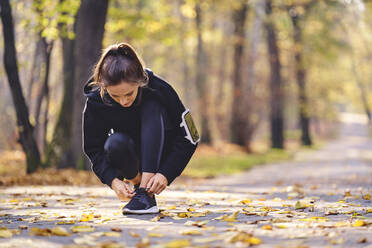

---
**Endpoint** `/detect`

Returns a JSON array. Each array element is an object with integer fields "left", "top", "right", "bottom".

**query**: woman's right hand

[{"left": 111, "top": 178, "right": 135, "bottom": 201}]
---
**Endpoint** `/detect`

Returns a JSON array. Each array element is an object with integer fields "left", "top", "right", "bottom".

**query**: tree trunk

[
  {"left": 0, "top": 0, "right": 41, "bottom": 173},
  {"left": 242, "top": 0, "right": 266, "bottom": 151},
  {"left": 194, "top": 1, "right": 211, "bottom": 143},
  {"left": 27, "top": 39, "right": 44, "bottom": 108},
  {"left": 47, "top": 3, "right": 78, "bottom": 168},
  {"left": 33, "top": 37, "right": 53, "bottom": 157},
  {"left": 290, "top": 15, "right": 312, "bottom": 146},
  {"left": 230, "top": 1, "right": 249, "bottom": 147},
  {"left": 265, "top": 0, "right": 284, "bottom": 149},
  {"left": 176, "top": 0, "right": 192, "bottom": 106},
  {"left": 70, "top": 0, "right": 109, "bottom": 169}
]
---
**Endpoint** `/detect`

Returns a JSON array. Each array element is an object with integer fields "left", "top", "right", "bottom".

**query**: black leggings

[{"left": 103, "top": 100, "right": 167, "bottom": 180}]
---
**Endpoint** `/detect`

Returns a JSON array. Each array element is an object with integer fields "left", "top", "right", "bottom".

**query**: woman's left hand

[{"left": 146, "top": 173, "right": 168, "bottom": 195}]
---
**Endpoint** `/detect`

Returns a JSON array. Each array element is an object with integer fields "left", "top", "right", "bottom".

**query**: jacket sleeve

[
  {"left": 82, "top": 98, "right": 121, "bottom": 189},
  {"left": 156, "top": 79, "right": 200, "bottom": 185}
]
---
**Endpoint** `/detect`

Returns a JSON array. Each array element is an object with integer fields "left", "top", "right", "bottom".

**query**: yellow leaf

[
  {"left": 148, "top": 232, "right": 164, "bottom": 237},
  {"left": 57, "top": 220, "right": 75, "bottom": 225},
  {"left": 167, "top": 205, "right": 177, "bottom": 210},
  {"left": 70, "top": 225, "right": 95, "bottom": 233},
  {"left": 0, "top": 230, "right": 12, "bottom": 238},
  {"left": 240, "top": 199, "right": 252, "bottom": 204},
  {"left": 99, "top": 241, "right": 124, "bottom": 248},
  {"left": 222, "top": 211, "right": 239, "bottom": 222},
  {"left": 80, "top": 213, "right": 94, "bottom": 222},
  {"left": 180, "top": 229, "right": 202, "bottom": 235},
  {"left": 352, "top": 220, "right": 366, "bottom": 227},
  {"left": 261, "top": 225, "right": 272, "bottom": 230},
  {"left": 362, "top": 194, "right": 371, "bottom": 200},
  {"left": 187, "top": 208, "right": 195, "bottom": 212},
  {"left": 184, "top": 220, "right": 208, "bottom": 227},
  {"left": 177, "top": 212, "right": 191, "bottom": 218},
  {"left": 295, "top": 201, "right": 308, "bottom": 209},
  {"left": 228, "top": 231, "right": 262, "bottom": 245},
  {"left": 344, "top": 191, "right": 352, "bottom": 197},
  {"left": 274, "top": 224, "right": 287, "bottom": 229},
  {"left": 164, "top": 239, "right": 191, "bottom": 248},
  {"left": 51, "top": 226, "right": 70, "bottom": 236},
  {"left": 30, "top": 227, "right": 52, "bottom": 236},
  {"left": 150, "top": 215, "right": 161, "bottom": 222},
  {"left": 104, "top": 232, "right": 121, "bottom": 237},
  {"left": 130, "top": 230, "right": 140, "bottom": 238},
  {"left": 249, "top": 237, "right": 262, "bottom": 245}
]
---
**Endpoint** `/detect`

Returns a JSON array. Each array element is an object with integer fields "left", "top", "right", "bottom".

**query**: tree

[
  {"left": 47, "top": 0, "right": 80, "bottom": 168},
  {"left": 70, "top": 0, "right": 109, "bottom": 169},
  {"left": 230, "top": 0, "right": 249, "bottom": 148},
  {"left": 265, "top": 0, "right": 284, "bottom": 149},
  {"left": 0, "top": 0, "right": 41, "bottom": 173},
  {"left": 287, "top": 1, "right": 317, "bottom": 146},
  {"left": 194, "top": 1, "right": 212, "bottom": 143}
]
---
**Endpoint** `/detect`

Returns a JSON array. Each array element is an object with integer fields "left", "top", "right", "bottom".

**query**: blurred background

[{"left": 0, "top": 0, "right": 371, "bottom": 185}]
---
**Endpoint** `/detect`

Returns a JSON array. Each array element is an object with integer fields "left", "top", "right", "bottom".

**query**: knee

[
  {"left": 104, "top": 132, "right": 135, "bottom": 156},
  {"left": 141, "top": 99, "right": 170, "bottom": 126}
]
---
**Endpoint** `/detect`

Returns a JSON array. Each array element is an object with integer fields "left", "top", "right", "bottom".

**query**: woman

[{"left": 82, "top": 43, "right": 199, "bottom": 214}]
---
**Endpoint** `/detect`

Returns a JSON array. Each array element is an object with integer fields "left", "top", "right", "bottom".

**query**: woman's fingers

[
  {"left": 146, "top": 176, "right": 155, "bottom": 191},
  {"left": 155, "top": 184, "right": 166, "bottom": 195}
]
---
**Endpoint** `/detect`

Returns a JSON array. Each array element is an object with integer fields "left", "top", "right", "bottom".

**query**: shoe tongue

[{"left": 137, "top": 187, "right": 147, "bottom": 193}]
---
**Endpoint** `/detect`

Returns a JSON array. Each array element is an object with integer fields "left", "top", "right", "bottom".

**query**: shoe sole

[{"left": 122, "top": 206, "right": 159, "bottom": 215}]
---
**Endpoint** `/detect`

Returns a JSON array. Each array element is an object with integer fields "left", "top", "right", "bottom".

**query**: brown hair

[{"left": 89, "top": 42, "right": 149, "bottom": 105}]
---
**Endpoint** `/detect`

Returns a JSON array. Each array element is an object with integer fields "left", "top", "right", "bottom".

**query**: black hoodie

[{"left": 82, "top": 68, "right": 199, "bottom": 188}]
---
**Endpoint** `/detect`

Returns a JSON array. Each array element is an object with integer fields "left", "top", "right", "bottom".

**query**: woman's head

[{"left": 90, "top": 42, "right": 149, "bottom": 107}]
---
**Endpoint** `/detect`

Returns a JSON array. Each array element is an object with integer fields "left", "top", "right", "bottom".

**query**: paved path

[{"left": 0, "top": 114, "right": 371, "bottom": 248}]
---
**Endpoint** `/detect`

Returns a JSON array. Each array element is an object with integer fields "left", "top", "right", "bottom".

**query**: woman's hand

[
  {"left": 111, "top": 178, "right": 135, "bottom": 201},
  {"left": 146, "top": 173, "right": 168, "bottom": 195}
]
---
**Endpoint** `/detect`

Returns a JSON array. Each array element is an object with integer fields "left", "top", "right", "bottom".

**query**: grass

[
  {"left": 183, "top": 148, "right": 292, "bottom": 178},
  {"left": 183, "top": 138, "right": 327, "bottom": 179}
]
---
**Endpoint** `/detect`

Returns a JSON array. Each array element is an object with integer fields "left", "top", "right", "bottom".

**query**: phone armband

[{"left": 180, "top": 109, "right": 200, "bottom": 145}]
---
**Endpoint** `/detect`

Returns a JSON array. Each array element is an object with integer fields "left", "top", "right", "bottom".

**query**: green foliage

[{"left": 27, "top": 0, "right": 80, "bottom": 40}]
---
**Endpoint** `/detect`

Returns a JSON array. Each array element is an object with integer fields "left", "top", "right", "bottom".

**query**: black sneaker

[{"left": 122, "top": 187, "right": 159, "bottom": 214}]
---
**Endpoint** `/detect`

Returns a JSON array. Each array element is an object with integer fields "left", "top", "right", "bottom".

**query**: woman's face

[{"left": 105, "top": 81, "right": 139, "bottom": 108}]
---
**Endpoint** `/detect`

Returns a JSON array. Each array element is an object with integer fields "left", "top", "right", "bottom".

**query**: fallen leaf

[
  {"left": 164, "top": 239, "right": 191, "bottom": 248},
  {"left": 111, "top": 227, "right": 122, "bottom": 232},
  {"left": 130, "top": 230, "right": 140, "bottom": 238},
  {"left": 261, "top": 225, "right": 273, "bottom": 230},
  {"left": 362, "top": 194, "right": 371, "bottom": 200},
  {"left": 99, "top": 241, "right": 124, "bottom": 248},
  {"left": 352, "top": 220, "right": 366, "bottom": 227},
  {"left": 51, "top": 226, "right": 70, "bottom": 236},
  {"left": 80, "top": 213, "right": 94, "bottom": 222},
  {"left": 136, "top": 237, "right": 150, "bottom": 248},
  {"left": 73, "top": 234, "right": 97, "bottom": 245},
  {"left": 180, "top": 229, "right": 202, "bottom": 235},
  {"left": 70, "top": 225, "right": 95, "bottom": 233},
  {"left": 57, "top": 220, "right": 75, "bottom": 225},
  {"left": 29, "top": 227, "right": 52, "bottom": 236},
  {"left": 240, "top": 199, "right": 252, "bottom": 204},
  {"left": 104, "top": 232, "right": 121, "bottom": 237},
  {"left": 148, "top": 232, "right": 164, "bottom": 237},
  {"left": 227, "top": 231, "right": 262, "bottom": 245},
  {"left": 0, "top": 230, "right": 12, "bottom": 238}
]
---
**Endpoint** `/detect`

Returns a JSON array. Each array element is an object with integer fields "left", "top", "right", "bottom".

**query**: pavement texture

[{"left": 0, "top": 115, "right": 371, "bottom": 248}]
